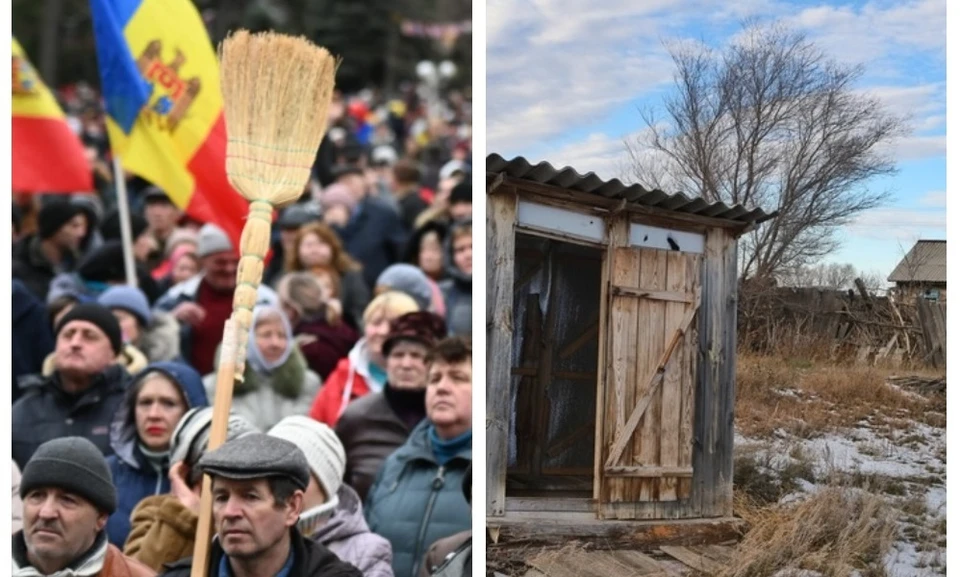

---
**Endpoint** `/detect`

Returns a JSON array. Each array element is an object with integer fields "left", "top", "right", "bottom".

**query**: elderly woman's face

[{"left": 255, "top": 316, "right": 289, "bottom": 364}]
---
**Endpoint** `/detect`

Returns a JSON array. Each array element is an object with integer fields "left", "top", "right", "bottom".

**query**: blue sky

[{"left": 487, "top": 0, "right": 946, "bottom": 279}]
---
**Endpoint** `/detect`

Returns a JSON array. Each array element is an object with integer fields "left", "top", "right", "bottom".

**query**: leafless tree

[
  {"left": 778, "top": 261, "right": 888, "bottom": 293},
  {"left": 624, "top": 22, "right": 906, "bottom": 279}
]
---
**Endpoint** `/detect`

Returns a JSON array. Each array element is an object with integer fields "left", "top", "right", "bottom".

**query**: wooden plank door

[{"left": 596, "top": 244, "right": 700, "bottom": 519}]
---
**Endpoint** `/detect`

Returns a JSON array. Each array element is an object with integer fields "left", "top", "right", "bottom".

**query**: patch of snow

[
  {"left": 925, "top": 486, "right": 946, "bottom": 517},
  {"left": 885, "top": 540, "right": 944, "bottom": 577}
]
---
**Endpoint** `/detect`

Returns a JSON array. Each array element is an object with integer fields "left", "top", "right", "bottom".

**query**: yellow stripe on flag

[{"left": 12, "top": 39, "right": 67, "bottom": 120}]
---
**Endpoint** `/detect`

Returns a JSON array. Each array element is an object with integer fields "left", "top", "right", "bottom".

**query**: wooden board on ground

[
  {"left": 528, "top": 548, "right": 672, "bottom": 577},
  {"left": 659, "top": 545, "right": 727, "bottom": 575}
]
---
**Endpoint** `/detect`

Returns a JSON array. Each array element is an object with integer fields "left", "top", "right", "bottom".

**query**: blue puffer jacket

[
  {"left": 104, "top": 361, "right": 208, "bottom": 547},
  {"left": 364, "top": 420, "right": 471, "bottom": 577}
]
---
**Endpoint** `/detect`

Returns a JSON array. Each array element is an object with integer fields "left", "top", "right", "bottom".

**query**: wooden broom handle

[{"left": 190, "top": 200, "right": 274, "bottom": 577}]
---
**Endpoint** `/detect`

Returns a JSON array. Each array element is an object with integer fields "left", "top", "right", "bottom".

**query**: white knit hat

[{"left": 268, "top": 416, "right": 345, "bottom": 511}]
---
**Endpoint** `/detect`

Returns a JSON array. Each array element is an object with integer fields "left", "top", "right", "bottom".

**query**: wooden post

[{"left": 486, "top": 189, "right": 517, "bottom": 517}]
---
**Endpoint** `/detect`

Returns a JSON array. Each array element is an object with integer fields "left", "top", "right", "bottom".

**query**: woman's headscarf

[{"left": 247, "top": 304, "right": 295, "bottom": 374}]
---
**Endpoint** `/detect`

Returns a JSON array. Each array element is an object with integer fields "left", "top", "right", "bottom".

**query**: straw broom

[{"left": 190, "top": 30, "right": 337, "bottom": 577}]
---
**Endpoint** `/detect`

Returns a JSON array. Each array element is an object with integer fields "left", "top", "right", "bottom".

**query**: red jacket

[{"left": 308, "top": 341, "right": 380, "bottom": 426}]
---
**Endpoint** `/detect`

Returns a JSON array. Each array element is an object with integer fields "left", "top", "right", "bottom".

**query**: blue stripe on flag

[{"left": 89, "top": 0, "right": 153, "bottom": 133}]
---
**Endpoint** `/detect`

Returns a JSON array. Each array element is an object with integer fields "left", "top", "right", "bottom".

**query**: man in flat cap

[
  {"left": 13, "top": 303, "right": 131, "bottom": 470},
  {"left": 159, "top": 434, "right": 361, "bottom": 577},
  {"left": 13, "top": 437, "right": 155, "bottom": 576}
]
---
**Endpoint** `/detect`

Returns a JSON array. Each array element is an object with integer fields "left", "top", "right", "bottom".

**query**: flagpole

[{"left": 111, "top": 155, "right": 139, "bottom": 288}]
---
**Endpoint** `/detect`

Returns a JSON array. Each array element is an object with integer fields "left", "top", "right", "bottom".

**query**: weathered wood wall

[
  {"left": 488, "top": 186, "right": 739, "bottom": 522},
  {"left": 487, "top": 190, "right": 517, "bottom": 517}
]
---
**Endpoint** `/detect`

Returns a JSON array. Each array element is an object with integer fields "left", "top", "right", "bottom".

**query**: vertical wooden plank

[
  {"left": 611, "top": 247, "right": 641, "bottom": 519},
  {"left": 693, "top": 228, "right": 728, "bottom": 517},
  {"left": 716, "top": 234, "right": 738, "bottom": 516},
  {"left": 634, "top": 249, "right": 666, "bottom": 514},
  {"left": 486, "top": 191, "right": 517, "bottom": 517},
  {"left": 659, "top": 251, "right": 687, "bottom": 503},
  {"left": 677, "top": 254, "right": 699, "bottom": 501},
  {"left": 593, "top": 217, "right": 624, "bottom": 509}
]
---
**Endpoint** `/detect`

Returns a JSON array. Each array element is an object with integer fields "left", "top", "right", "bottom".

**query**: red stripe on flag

[
  {"left": 12, "top": 116, "right": 93, "bottom": 193},
  {"left": 184, "top": 112, "right": 253, "bottom": 247}
]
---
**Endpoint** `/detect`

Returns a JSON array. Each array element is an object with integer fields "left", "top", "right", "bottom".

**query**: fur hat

[{"left": 382, "top": 311, "right": 447, "bottom": 356}]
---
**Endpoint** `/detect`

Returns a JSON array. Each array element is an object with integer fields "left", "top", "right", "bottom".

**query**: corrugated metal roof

[
  {"left": 487, "top": 153, "right": 775, "bottom": 226},
  {"left": 888, "top": 240, "right": 946, "bottom": 283}
]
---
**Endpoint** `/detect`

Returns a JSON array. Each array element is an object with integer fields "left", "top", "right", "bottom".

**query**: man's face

[
  {"left": 201, "top": 251, "right": 239, "bottom": 292},
  {"left": 452, "top": 233, "right": 472, "bottom": 275},
  {"left": 23, "top": 487, "right": 106, "bottom": 574},
  {"left": 385, "top": 340, "right": 430, "bottom": 390},
  {"left": 426, "top": 357, "right": 473, "bottom": 434},
  {"left": 212, "top": 478, "right": 300, "bottom": 560},
  {"left": 449, "top": 201, "right": 472, "bottom": 222},
  {"left": 338, "top": 174, "right": 367, "bottom": 201},
  {"left": 54, "top": 320, "right": 116, "bottom": 378},
  {"left": 53, "top": 214, "right": 88, "bottom": 252},
  {"left": 144, "top": 200, "right": 180, "bottom": 234}
]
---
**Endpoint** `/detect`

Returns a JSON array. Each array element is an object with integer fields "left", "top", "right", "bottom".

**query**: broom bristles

[{"left": 219, "top": 30, "right": 338, "bottom": 207}]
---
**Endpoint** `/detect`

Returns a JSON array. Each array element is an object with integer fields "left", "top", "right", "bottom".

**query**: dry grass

[
  {"left": 720, "top": 487, "right": 897, "bottom": 577},
  {"left": 736, "top": 353, "right": 935, "bottom": 438}
]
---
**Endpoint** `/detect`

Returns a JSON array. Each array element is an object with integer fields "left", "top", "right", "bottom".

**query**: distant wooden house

[
  {"left": 486, "top": 154, "right": 774, "bottom": 545},
  {"left": 888, "top": 240, "right": 946, "bottom": 303}
]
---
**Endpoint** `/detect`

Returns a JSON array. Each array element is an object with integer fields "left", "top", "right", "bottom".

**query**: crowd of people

[{"left": 11, "top": 79, "right": 474, "bottom": 577}]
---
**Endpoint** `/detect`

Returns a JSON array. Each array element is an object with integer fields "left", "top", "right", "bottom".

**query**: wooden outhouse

[{"left": 486, "top": 154, "right": 774, "bottom": 542}]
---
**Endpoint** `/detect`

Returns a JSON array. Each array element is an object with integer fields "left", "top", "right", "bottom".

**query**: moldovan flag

[
  {"left": 12, "top": 38, "right": 93, "bottom": 193},
  {"left": 90, "top": 0, "right": 248, "bottom": 244}
]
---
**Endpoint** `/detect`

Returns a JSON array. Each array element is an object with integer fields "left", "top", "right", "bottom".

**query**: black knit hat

[
  {"left": 55, "top": 302, "right": 123, "bottom": 354},
  {"left": 77, "top": 241, "right": 130, "bottom": 283},
  {"left": 20, "top": 437, "right": 117, "bottom": 514},
  {"left": 100, "top": 209, "right": 148, "bottom": 242},
  {"left": 449, "top": 181, "right": 471, "bottom": 206},
  {"left": 38, "top": 199, "right": 85, "bottom": 239}
]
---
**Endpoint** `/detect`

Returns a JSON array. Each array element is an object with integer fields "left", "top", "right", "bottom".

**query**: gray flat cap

[{"left": 197, "top": 433, "right": 311, "bottom": 490}]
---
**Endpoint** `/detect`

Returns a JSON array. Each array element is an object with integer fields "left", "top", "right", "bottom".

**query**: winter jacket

[
  {"left": 312, "top": 485, "right": 394, "bottom": 577},
  {"left": 12, "top": 279, "right": 55, "bottom": 400},
  {"left": 154, "top": 274, "right": 278, "bottom": 366},
  {"left": 365, "top": 420, "right": 472, "bottom": 577},
  {"left": 340, "top": 268, "right": 372, "bottom": 331},
  {"left": 12, "top": 461, "right": 22, "bottom": 534},
  {"left": 295, "top": 316, "right": 359, "bottom": 381},
  {"left": 40, "top": 343, "right": 149, "bottom": 380},
  {"left": 12, "top": 234, "right": 75, "bottom": 302},
  {"left": 124, "top": 495, "right": 197, "bottom": 573},
  {"left": 334, "top": 391, "right": 411, "bottom": 502},
  {"left": 418, "top": 532, "right": 470, "bottom": 577},
  {"left": 13, "top": 531, "right": 156, "bottom": 577},
  {"left": 397, "top": 191, "right": 430, "bottom": 232},
  {"left": 13, "top": 364, "right": 131, "bottom": 470},
  {"left": 105, "top": 362, "right": 209, "bottom": 547},
  {"left": 138, "top": 312, "right": 183, "bottom": 363},
  {"left": 203, "top": 345, "right": 321, "bottom": 432},
  {"left": 438, "top": 220, "right": 471, "bottom": 337},
  {"left": 159, "top": 528, "right": 361, "bottom": 577},
  {"left": 309, "top": 339, "right": 382, "bottom": 426},
  {"left": 337, "top": 197, "right": 409, "bottom": 289}
]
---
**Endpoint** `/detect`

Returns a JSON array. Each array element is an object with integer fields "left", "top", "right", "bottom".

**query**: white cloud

[
  {"left": 917, "top": 191, "right": 946, "bottom": 208},
  {"left": 878, "top": 134, "right": 946, "bottom": 162},
  {"left": 488, "top": 0, "right": 946, "bottom": 170},
  {"left": 847, "top": 206, "right": 946, "bottom": 241},
  {"left": 786, "top": 0, "right": 946, "bottom": 66}
]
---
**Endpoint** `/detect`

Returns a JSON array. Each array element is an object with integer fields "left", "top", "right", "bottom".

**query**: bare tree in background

[{"left": 625, "top": 22, "right": 906, "bottom": 279}]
